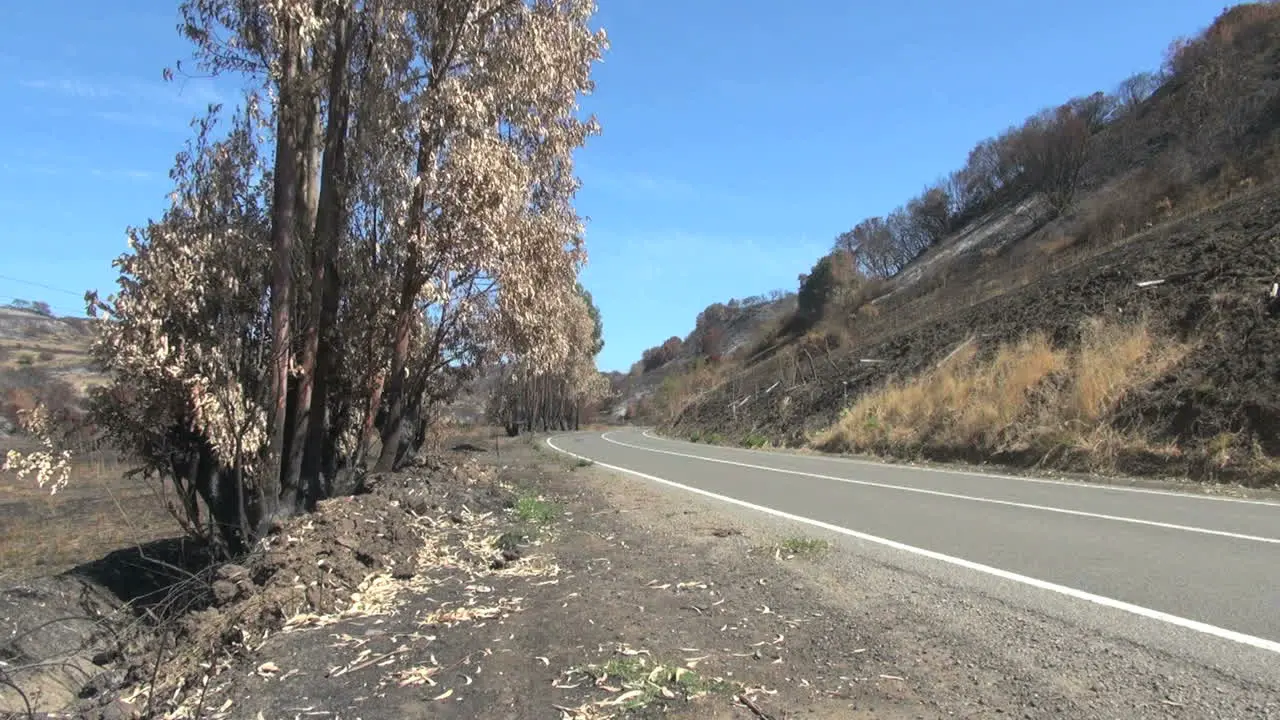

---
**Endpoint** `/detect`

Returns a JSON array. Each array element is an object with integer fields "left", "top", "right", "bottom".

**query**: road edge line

[
  {"left": 605, "top": 432, "right": 1278, "bottom": 545},
  {"left": 639, "top": 429, "right": 1280, "bottom": 507},
  {"left": 545, "top": 433, "right": 1280, "bottom": 656}
]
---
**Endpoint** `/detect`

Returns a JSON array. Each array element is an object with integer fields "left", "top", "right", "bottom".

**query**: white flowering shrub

[{"left": 2, "top": 406, "right": 73, "bottom": 494}]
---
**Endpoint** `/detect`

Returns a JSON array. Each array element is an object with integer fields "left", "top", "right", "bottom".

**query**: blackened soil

[{"left": 673, "top": 187, "right": 1280, "bottom": 485}]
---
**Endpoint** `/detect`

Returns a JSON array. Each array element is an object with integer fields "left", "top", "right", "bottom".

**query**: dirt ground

[
  {"left": 3, "top": 428, "right": 1276, "bottom": 719},
  {"left": 672, "top": 185, "right": 1280, "bottom": 485}
]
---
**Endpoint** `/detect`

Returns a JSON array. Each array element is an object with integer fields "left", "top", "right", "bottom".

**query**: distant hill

[
  {"left": 0, "top": 304, "right": 103, "bottom": 436},
  {"left": 624, "top": 2, "right": 1280, "bottom": 485},
  {"left": 606, "top": 292, "right": 797, "bottom": 420}
]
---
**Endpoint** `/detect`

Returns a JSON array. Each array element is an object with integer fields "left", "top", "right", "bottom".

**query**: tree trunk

[
  {"left": 411, "top": 403, "right": 430, "bottom": 457},
  {"left": 373, "top": 124, "right": 433, "bottom": 473},
  {"left": 374, "top": 279, "right": 418, "bottom": 472},
  {"left": 261, "top": 19, "right": 304, "bottom": 532},
  {"left": 282, "top": 94, "right": 324, "bottom": 507},
  {"left": 356, "top": 366, "right": 386, "bottom": 466},
  {"left": 298, "top": 10, "right": 353, "bottom": 509},
  {"left": 322, "top": 397, "right": 351, "bottom": 494},
  {"left": 369, "top": 15, "right": 476, "bottom": 472}
]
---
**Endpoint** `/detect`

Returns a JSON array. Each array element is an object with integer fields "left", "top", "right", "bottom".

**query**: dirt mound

[
  {"left": 2, "top": 452, "right": 521, "bottom": 718},
  {"left": 135, "top": 457, "right": 516, "bottom": 712},
  {"left": 672, "top": 187, "right": 1280, "bottom": 484}
]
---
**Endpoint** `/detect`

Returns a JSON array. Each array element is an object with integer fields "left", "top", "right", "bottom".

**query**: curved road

[{"left": 547, "top": 428, "right": 1280, "bottom": 685}]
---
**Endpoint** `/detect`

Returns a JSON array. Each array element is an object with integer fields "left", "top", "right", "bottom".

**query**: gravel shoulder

[{"left": 532, "top": 432, "right": 1279, "bottom": 719}]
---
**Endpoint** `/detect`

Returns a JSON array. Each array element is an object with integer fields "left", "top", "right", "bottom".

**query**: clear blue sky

[{"left": 0, "top": 0, "right": 1234, "bottom": 372}]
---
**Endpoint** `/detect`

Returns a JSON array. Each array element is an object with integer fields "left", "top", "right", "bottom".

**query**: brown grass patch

[
  {"left": 0, "top": 340, "right": 92, "bottom": 367},
  {"left": 1066, "top": 318, "right": 1173, "bottom": 423},
  {"left": 813, "top": 333, "right": 1065, "bottom": 453},
  {"left": 0, "top": 451, "right": 182, "bottom": 583},
  {"left": 648, "top": 359, "right": 729, "bottom": 424},
  {"left": 812, "top": 318, "right": 1189, "bottom": 466}
]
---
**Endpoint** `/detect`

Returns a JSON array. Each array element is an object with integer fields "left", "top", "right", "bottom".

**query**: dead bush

[
  {"left": 798, "top": 324, "right": 849, "bottom": 355},
  {"left": 648, "top": 359, "right": 727, "bottom": 425},
  {"left": 1066, "top": 160, "right": 1195, "bottom": 249}
]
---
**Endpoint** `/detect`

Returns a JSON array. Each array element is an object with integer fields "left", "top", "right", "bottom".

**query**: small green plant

[
  {"left": 705, "top": 432, "right": 724, "bottom": 445},
  {"left": 574, "top": 458, "right": 594, "bottom": 469},
  {"left": 774, "top": 536, "right": 830, "bottom": 560},
  {"left": 741, "top": 432, "right": 768, "bottom": 448},
  {"left": 16, "top": 353, "right": 35, "bottom": 366},
  {"left": 689, "top": 431, "right": 702, "bottom": 443},
  {"left": 514, "top": 494, "right": 560, "bottom": 525},
  {"left": 565, "top": 655, "right": 736, "bottom": 712}
]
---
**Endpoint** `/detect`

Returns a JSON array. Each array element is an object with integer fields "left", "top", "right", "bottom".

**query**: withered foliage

[{"left": 6, "top": 0, "right": 609, "bottom": 555}]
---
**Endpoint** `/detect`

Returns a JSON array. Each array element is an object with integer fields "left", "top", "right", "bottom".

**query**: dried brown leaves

[{"left": 82, "top": 0, "right": 607, "bottom": 510}]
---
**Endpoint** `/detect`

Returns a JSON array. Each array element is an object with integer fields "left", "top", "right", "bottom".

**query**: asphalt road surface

[{"left": 547, "top": 428, "right": 1280, "bottom": 685}]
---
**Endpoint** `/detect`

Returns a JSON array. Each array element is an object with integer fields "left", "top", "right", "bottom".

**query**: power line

[{"left": 0, "top": 274, "right": 85, "bottom": 298}]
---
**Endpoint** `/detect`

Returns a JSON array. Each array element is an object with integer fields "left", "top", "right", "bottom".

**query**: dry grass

[
  {"left": 0, "top": 449, "right": 182, "bottom": 582},
  {"left": 649, "top": 359, "right": 728, "bottom": 424},
  {"left": 1067, "top": 318, "right": 1174, "bottom": 423},
  {"left": 812, "top": 318, "right": 1188, "bottom": 465},
  {"left": 0, "top": 340, "right": 92, "bottom": 369},
  {"left": 813, "top": 333, "right": 1064, "bottom": 452}
]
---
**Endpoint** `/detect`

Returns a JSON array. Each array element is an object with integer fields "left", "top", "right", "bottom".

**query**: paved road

[{"left": 548, "top": 428, "right": 1280, "bottom": 681}]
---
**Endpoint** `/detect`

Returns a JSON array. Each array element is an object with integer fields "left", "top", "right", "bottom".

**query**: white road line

[
  {"left": 545, "top": 434, "right": 1280, "bottom": 656},
  {"left": 639, "top": 429, "right": 1280, "bottom": 508},
  {"left": 603, "top": 432, "right": 1280, "bottom": 544}
]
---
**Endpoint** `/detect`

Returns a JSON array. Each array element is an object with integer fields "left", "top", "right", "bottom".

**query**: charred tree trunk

[
  {"left": 284, "top": 87, "right": 322, "bottom": 482},
  {"left": 261, "top": 19, "right": 304, "bottom": 532},
  {"left": 297, "top": 10, "right": 354, "bottom": 508},
  {"left": 373, "top": 124, "right": 434, "bottom": 473},
  {"left": 411, "top": 402, "right": 430, "bottom": 457},
  {"left": 375, "top": 310, "right": 417, "bottom": 471},
  {"left": 374, "top": 18, "right": 470, "bottom": 472}
]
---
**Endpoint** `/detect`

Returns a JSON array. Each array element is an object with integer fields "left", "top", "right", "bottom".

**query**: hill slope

[
  {"left": 607, "top": 292, "right": 797, "bottom": 419},
  {"left": 0, "top": 306, "right": 102, "bottom": 435},
  {"left": 674, "top": 188, "right": 1280, "bottom": 478},
  {"left": 633, "top": 3, "right": 1280, "bottom": 486}
]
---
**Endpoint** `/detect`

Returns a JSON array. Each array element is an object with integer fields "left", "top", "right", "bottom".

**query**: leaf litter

[{"left": 124, "top": 458, "right": 562, "bottom": 719}]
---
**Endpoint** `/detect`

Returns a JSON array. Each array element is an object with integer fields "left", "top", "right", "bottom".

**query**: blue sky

[{"left": 0, "top": 0, "right": 1233, "bottom": 372}]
